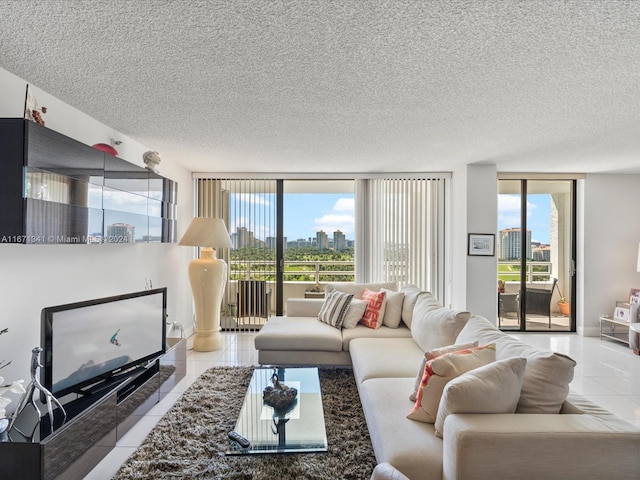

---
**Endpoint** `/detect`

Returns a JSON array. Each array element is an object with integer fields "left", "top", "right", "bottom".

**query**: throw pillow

[
  {"left": 410, "top": 294, "right": 471, "bottom": 352},
  {"left": 360, "top": 289, "right": 387, "bottom": 329},
  {"left": 341, "top": 299, "right": 368, "bottom": 329},
  {"left": 434, "top": 357, "right": 527, "bottom": 438},
  {"left": 317, "top": 290, "right": 353, "bottom": 329},
  {"left": 325, "top": 282, "right": 398, "bottom": 299},
  {"left": 407, "top": 344, "right": 496, "bottom": 423},
  {"left": 400, "top": 284, "right": 431, "bottom": 328},
  {"left": 493, "top": 336, "right": 576, "bottom": 414},
  {"left": 381, "top": 288, "right": 404, "bottom": 328},
  {"left": 409, "top": 340, "right": 479, "bottom": 402}
]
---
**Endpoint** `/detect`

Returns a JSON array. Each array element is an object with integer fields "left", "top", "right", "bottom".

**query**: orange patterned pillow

[{"left": 360, "top": 289, "right": 387, "bottom": 329}]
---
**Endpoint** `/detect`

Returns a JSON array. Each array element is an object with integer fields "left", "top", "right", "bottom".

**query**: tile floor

[{"left": 84, "top": 331, "right": 640, "bottom": 479}]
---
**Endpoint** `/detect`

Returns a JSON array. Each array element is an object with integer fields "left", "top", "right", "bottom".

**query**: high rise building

[
  {"left": 106, "top": 223, "right": 135, "bottom": 243},
  {"left": 316, "top": 230, "right": 329, "bottom": 250},
  {"left": 333, "top": 230, "right": 346, "bottom": 251},
  {"left": 498, "top": 228, "right": 532, "bottom": 260}
]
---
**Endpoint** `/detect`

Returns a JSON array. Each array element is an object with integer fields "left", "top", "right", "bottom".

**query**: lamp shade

[{"left": 178, "top": 217, "right": 232, "bottom": 248}]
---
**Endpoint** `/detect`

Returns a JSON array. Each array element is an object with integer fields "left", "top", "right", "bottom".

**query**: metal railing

[
  {"left": 497, "top": 261, "right": 553, "bottom": 284},
  {"left": 229, "top": 260, "right": 355, "bottom": 283}
]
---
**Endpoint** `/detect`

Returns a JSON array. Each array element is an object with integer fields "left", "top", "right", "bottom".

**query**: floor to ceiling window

[
  {"left": 497, "top": 179, "right": 576, "bottom": 332},
  {"left": 195, "top": 174, "right": 448, "bottom": 330}
]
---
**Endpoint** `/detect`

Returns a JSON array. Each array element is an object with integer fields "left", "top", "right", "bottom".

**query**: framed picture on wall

[
  {"left": 629, "top": 288, "right": 640, "bottom": 304},
  {"left": 468, "top": 233, "right": 495, "bottom": 256}
]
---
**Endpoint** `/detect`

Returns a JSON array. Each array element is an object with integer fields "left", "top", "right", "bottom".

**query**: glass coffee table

[{"left": 226, "top": 367, "right": 327, "bottom": 455}]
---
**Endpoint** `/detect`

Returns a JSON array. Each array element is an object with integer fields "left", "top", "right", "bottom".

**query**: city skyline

[{"left": 230, "top": 192, "right": 551, "bottom": 246}]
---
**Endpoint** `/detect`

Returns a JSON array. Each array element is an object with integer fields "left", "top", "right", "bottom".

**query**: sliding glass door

[{"left": 498, "top": 179, "right": 576, "bottom": 332}]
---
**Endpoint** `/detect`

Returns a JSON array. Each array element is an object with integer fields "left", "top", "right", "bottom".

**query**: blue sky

[
  {"left": 232, "top": 192, "right": 551, "bottom": 245},
  {"left": 284, "top": 194, "right": 355, "bottom": 241},
  {"left": 498, "top": 194, "right": 550, "bottom": 244}
]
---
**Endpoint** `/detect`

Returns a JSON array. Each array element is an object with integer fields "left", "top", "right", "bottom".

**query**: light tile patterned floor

[{"left": 84, "top": 331, "right": 640, "bottom": 479}]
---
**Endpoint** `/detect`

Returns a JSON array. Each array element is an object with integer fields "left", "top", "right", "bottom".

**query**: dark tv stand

[{"left": 0, "top": 337, "right": 186, "bottom": 480}]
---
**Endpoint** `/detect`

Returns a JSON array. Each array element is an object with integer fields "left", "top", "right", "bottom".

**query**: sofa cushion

[
  {"left": 254, "top": 316, "right": 343, "bottom": 352},
  {"left": 361, "top": 289, "right": 387, "bottom": 329},
  {"left": 325, "top": 282, "right": 398, "bottom": 299},
  {"left": 343, "top": 324, "right": 413, "bottom": 352},
  {"left": 350, "top": 337, "right": 423, "bottom": 383},
  {"left": 410, "top": 294, "right": 471, "bottom": 352},
  {"left": 456, "top": 315, "right": 577, "bottom": 414},
  {"left": 381, "top": 288, "right": 404, "bottom": 328},
  {"left": 407, "top": 344, "right": 496, "bottom": 423},
  {"left": 399, "top": 284, "right": 430, "bottom": 328},
  {"left": 455, "top": 314, "right": 503, "bottom": 346},
  {"left": 360, "top": 377, "right": 443, "bottom": 480},
  {"left": 317, "top": 290, "right": 353, "bottom": 329},
  {"left": 342, "top": 299, "right": 368, "bottom": 329},
  {"left": 434, "top": 357, "right": 527, "bottom": 438},
  {"left": 495, "top": 336, "right": 576, "bottom": 414},
  {"left": 409, "top": 341, "right": 479, "bottom": 402}
]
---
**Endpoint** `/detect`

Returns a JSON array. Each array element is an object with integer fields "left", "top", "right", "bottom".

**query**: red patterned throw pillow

[{"left": 360, "top": 289, "right": 387, "bottom": 329}]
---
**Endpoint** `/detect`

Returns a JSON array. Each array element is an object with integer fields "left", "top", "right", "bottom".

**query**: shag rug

[{"left": 114, "top": 367, "right": 377, "bottom": 480}]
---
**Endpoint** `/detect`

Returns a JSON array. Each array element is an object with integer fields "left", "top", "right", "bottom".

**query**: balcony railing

[
  {"left": 229, "top": 260, "right": 355, "bottom": 283},
  {"left": 497, "top": 261, "right": 553, "bottom": 284}
]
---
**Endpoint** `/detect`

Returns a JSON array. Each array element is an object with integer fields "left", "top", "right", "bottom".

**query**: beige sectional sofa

[{"left": 254, "top": 283, "right": 640, "bottom": 480}]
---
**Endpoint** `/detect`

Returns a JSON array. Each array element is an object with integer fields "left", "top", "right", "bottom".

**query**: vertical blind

[
  {"left": 197, "top": 178, "right": 277, "bottom": 329},
  {"left": 356, "top": 177, "right": 445, "bottom": 299}
]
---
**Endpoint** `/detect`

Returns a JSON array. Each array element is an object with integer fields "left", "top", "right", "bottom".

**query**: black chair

[
  {"left": 520, "top": 278, "right": 557, "bottom": 328},
  {"left": 498, "top": 292, "right": 519, "bottom": 326}
]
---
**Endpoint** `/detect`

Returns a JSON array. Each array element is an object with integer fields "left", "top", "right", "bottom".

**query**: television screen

[{"left": 42, "top": 288, "right": 167, "bottom": 399}]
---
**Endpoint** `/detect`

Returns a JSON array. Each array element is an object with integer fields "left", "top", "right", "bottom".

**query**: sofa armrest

[
  {"left": 286, "top": 298, "right": 324, "bottom": 317},
  {"left": 443, "top": 413, "right": 640, "bottom": 480},
  {"left": 370, "top": 463, "right": 410, "bottom": 480}
]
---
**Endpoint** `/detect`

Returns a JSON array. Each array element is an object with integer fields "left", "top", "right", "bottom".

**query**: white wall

[
  {"left": 581, "top": 174, "right": 640, "bottom": 336},
  {"left": 465, "top": 165, "right": 498, "bottom": 319},
  {"left": 449, "top": 164, "right": 498, "bottom": 320},
  {"left": 0, "top": 67, "right": 195, "bottom": 406}
]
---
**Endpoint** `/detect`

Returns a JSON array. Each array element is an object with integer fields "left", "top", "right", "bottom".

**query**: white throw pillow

[
  {"left": 407, "top": 344, "right": 496, "bottom": 423},
  {"left": 317, "top": 290, "right": 353, "bottom": 329},
  {"left": 342, "top": 299, "right": 367, "bottom": 329},
  {"left": 494, "top": 336, "right": 576, "bottom": 414},
  {"left": 409, "top": 341, "right": 479, "bottom": 402},
  {"left": 325, "top": 282, "right": 398, "bottom": 299},
  {"left": 381, "top": 288, "right": 404, "bottom": 328},
  {"left": 410, "top": 295, "right": 471, "bottom": 352},
  {"left": 400, "top": 284, "right": 430, "bottom": 328},
  {"left": 434, "top": 357, "right": 527, "bottom": 438}
]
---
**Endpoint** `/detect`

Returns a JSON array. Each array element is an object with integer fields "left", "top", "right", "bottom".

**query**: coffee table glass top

[{"left": 226, "top": 367, "right": 327, "bottom": 455}]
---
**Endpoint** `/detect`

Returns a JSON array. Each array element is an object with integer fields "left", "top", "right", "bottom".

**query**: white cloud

[
  {"left": 235, "top": 193, "right": 272, "bottom": 207},
  {"left": 498, "top": 195, "right": 537, "bottom": 227},
  {"left": 314, "top": 198, "right": 355, "bottom": 236}
]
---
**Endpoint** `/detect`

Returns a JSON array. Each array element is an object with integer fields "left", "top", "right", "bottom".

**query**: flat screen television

[{"left": 41, "top": 288, "right": 167, "bottom": 400}]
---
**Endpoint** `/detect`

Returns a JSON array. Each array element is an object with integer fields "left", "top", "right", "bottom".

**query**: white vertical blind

[
  {"left": 197, "top": 178, "right": 277, "bottom": 330},
  {"left": 356, "top": 177, "right": 445, "bottom": 299}
]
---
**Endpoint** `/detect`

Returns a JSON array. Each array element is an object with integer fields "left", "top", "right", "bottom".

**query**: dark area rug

[{"left": 113, "top": 367, "right": 376, "bottom": 480}]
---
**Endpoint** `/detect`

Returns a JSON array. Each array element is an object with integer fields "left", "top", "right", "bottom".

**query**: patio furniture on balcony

[
  {"left": 237, "top": 279, "right": 271, "bottom": 320},
  {"left": 498, "top": 292, "right": 519, "bottom": 326},
  {"left": 521, "top": 278, "right": 558, "bottom": 328}
]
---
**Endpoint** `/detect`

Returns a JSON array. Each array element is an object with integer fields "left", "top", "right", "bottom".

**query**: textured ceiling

[{"left": 1, "top": 0, "right": 639, "bottom": 174}]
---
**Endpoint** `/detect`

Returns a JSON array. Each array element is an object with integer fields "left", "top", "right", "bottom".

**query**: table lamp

[{"left": 179, "top": 217, "right": 232, "bottom": 351}]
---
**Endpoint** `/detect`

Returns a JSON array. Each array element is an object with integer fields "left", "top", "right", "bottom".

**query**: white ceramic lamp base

[{"left": 188, "top": 248, "right": 227, "bottom": 352}]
